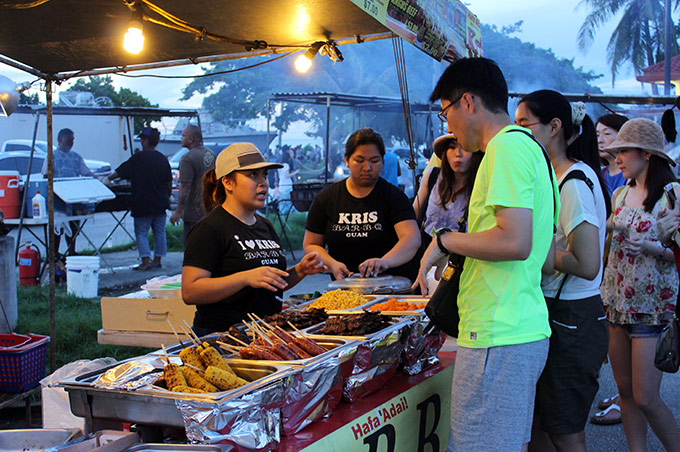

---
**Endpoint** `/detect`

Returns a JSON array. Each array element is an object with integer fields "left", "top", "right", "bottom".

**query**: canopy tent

[{"left": 0, "top": 0, "right": 482, "bottom": 371}]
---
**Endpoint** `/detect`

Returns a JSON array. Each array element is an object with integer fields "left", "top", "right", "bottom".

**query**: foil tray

[{"left": 60, "top": 359, "right": 293, "bottom": 428}]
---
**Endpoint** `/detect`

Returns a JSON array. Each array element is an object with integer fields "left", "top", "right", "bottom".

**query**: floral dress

[{"left": 601, "top": 185, "right": 678, "bottom": 325}]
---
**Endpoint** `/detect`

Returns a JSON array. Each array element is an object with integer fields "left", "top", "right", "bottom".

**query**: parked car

[
  {"left": 0, "top": 151, "right": 44, "bottom": 183},
  {"left": 0, "top": 139, "right": 112, "bottom": 177}
]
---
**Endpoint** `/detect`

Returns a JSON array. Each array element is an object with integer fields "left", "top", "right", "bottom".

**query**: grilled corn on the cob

[
  {"left": 171, "top": 385, "right": 206, "bottom": 393},
  {"left": 179, "top": 347, "right": 205, "bottom": 371},
  {"left": 204, "top": 366, "right": 248, "bottom": 391},
  {"left": 180, "top": 365, "right": 219, "bottom": 392},
  {"left": 163, "top": 363, "right": 187, "bottom": 390},
  {"left": 200, "top": 343, "right": 233, "bottom": 373}
]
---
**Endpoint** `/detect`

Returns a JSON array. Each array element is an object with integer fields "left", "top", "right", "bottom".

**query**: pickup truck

[{"left": 0, "top": 139, "right": 112, "bottom": 177}]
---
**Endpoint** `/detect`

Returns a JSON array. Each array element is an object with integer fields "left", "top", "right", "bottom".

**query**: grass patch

[
  {"left": 266, "top": 211, "right": 307, "bottom": 252},
  {"left": 79, "top": 241, "right": 136, "bottom": 255},
  {"left": 149, "top": 223, "right": 184, "bottom": 253},
  {"left": 15, "top": 285, "right": 154, "bottom": 370}
]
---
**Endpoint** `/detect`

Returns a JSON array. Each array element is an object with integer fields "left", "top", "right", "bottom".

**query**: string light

[
  {"left": 295, "top": 42, "right": 343, "bottom": 73},
  {"left": 123, "top": 1, "right": 145, "bottom": 54}
]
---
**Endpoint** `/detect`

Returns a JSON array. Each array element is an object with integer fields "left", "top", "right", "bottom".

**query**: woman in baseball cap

[{"left": 180, "top": 142, "right": 325, "bottom": 335}]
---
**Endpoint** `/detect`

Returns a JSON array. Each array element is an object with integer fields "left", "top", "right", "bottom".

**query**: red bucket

[{"left": 0, "top": 170, "right": 20, "bottom": 219}]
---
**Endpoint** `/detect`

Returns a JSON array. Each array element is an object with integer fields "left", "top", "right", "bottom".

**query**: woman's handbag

[
  {"left": 655, "top": 243, "right": 680, "bottom": 373},
  {"left": 424, "top": 249, "right": 464, "bottom": 338}
]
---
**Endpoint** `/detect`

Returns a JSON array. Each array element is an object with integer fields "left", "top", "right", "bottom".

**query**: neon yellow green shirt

[{"left": 457, "top": 125, "right": 559, "bottom": 348}]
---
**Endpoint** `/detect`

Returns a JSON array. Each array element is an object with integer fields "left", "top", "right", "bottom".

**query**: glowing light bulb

[
  {"left": 295, "top": 53, "right": 313, "bottom": 73},
  {"left": 124, "top": 21, "right": 144, "bottom": 54}
]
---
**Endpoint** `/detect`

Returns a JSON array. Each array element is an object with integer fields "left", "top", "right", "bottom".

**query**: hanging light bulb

[
  {"left": 295, "top": 42, "right": 323, "bottom": 73},
  {"left": 124, "top": 19, "right": 145, "bottom": 54}
]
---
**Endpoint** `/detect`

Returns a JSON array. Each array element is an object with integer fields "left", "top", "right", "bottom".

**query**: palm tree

[{"left": 577, "top": 0, "right": 678, "bottom": 87}]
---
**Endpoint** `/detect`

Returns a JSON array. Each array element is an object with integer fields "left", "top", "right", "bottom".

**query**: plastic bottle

[{"left": 32, "top": 190, "right": 46, "bottom": 219}]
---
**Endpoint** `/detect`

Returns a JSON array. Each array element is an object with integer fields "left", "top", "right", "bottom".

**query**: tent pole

[
  {"left": 126, "top": 116, "right": 134, "bottom": 157},
  {"left": 46, "top": 78, "right": 56, "bottom": 372},
  {"left": 14, "top": 112, "right": 41, "bottom": 262},
  {"left": 266, "top": 98, "right": 271, "bottom": 160},
  {"left": 324, "top": 96, "right": 331, "bottom": 185}
]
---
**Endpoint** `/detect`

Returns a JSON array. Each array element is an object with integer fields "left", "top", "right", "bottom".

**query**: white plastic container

[
  {"left": 32, "top": 190, "right": 47, "bottom": 219},
  {"left": 66, "top": 256, "right": 100, "bottom": 298}
]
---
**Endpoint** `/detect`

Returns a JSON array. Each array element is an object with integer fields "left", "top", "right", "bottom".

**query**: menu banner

[
  {"left": 301, "top": 364, "right": 453, "bottom": 452},
  {"left": 350, "top": 0, "right": 482, "bottom": 61}
]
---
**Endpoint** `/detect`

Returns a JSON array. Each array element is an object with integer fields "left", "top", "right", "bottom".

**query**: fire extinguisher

[{"left": 18, "top": 242, "right": 40, "bottom": 286}]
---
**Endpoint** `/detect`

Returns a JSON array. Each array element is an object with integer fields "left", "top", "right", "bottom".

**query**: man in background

[
  {"left": 170, "top": 124, "right": 215, "bottom": 244},
  {"left": 41, "top": 128, "right": 93, "bottom": 256},
  {"left": 106, "top": 127, "right": 171, "bottom": 270}
]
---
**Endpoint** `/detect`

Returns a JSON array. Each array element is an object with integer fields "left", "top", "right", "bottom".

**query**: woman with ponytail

[
  {"left": 516, "top": 90, "right": 610, "bottom": 452},
  {"left": 182, "top": 143, "right": 324, "bottom": 335}
]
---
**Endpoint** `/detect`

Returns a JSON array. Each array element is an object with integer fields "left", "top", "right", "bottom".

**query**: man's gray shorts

[{"left": 448, "top": 338, "right": 549, "bottom": 452}]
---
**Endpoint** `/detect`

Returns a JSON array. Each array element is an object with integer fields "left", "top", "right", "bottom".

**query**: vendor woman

[
  {"left": 182, "top": 143, "right": 325, "bottom": 335},
  {"left": 303, "top": 128, "right": 420, "bottom": 280}
]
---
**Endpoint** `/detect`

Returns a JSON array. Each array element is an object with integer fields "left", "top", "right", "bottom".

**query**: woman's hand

[
  {"left": 244, "top": 266, "right": 289, "bottom": 292},
  {"left": 625, "top": 236, "right": 648, "bottom": 257},
  {"left": 412, "top": 239, "right": 448, "bottom": 296},
  {"left": 296, "top": 252, "right": 327, "bottom": 276},
  {"left": 658, "top": 206, "right": 680, "bottom": 246},
  {"left": 328, "top": 260, "right": 352, "bottom": 280},
  {"left": 358, "top": 258, "right": 389, "bottom": 277}
]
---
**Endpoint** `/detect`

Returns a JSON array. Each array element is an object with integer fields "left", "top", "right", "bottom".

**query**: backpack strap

[
  {"left": 553, "top": 169, "right": 595, "bottom": 300},
  {"left": 504, "top": 128, "right": 558, "bottom": 233}
]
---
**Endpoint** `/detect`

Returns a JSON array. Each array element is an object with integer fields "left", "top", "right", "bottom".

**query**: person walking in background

[
  {"left": 600, "top": 118, "right": 680, "bottom": 452},
  {"left": 106, "top": 127, "right": 172, "bottom": 271},
  {"left": 416, "top": 57, "right": 558, "bottom": 452},
  {"left": 41, "top": 128, "right": 93, "bottom": 256},
  {"left": 516, "top": 90, "right": 610, "bottom": 452},
  {"left": 596, "top": 113, "right": 629, "bottom": 196},
  {"left": 380, "top": 148, "right": 400, "bottom": 187},
  {"left": 170, "top": 124, "right": 216, "bottom": 244}
]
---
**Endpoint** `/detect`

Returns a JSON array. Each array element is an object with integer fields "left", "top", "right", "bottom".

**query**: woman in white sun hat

[
  {"left": 181, "top": 142, "right": 325, "bottom": 335},
  {"left": 600, "top": 118, "right": 680, "bottom": 452}
]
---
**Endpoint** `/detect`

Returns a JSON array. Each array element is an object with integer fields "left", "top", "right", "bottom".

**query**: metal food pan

[
  {"left": 222, "top": 336, "right": 358, "bottom": 367},
  {"left": 364, "top": 296, "right": 429, "bottom": 316},
  {"left": 61, "top": 361, "right": 293, "bottom": 428},
  {"left": 304, "top": 294, "right": 385, "bottom": 313},
  {"left": 302, "top": 316, "right": 415, "bottom": 341},
  {"left": 0, "top": 428, "right": 81, "bottom": 452}
]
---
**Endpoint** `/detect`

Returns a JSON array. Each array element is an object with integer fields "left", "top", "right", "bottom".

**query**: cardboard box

[{"left": 101, "top": 295, "right": 196, "bottom": 333}]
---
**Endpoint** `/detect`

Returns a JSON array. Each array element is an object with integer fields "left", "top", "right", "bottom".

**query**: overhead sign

[{"left": 351, "top": 0, "right": 482, "bottom": 61}]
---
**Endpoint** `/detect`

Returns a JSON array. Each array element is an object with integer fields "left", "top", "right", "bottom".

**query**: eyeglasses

[{"left": 437, "top": 92, "right": 465, "bottom": 122}]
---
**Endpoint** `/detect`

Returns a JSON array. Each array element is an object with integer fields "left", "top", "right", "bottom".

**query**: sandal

[
  {"left": 590, "top": 403, "right": 622, "bottom": 425},
  {"left": 132, "top": 264, "right": 151, "bottom": 271},
  {"left": 597, "top": 394, "right": 619, "bottom": 410}
]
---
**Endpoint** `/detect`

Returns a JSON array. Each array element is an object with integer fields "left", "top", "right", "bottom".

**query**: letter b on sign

[{"left": 417, "top": 394, "right": 441, "bottom": 452}]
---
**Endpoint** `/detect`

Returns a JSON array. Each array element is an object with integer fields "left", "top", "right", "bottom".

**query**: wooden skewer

[
  {"left": 225, "top": 333, "right": 250, "bottom": 348},
  {"left": 287, "top": 321, "right": 309, "bottom": 338},
  {"left": 247, "top": 320, "right": 274, "bottom": 346},
  {"left": 251, "top": 313, "right": 275, "bottom": 331},
  {"left": 185, "top": 363, "right": 205, "bottom": 373},
  {"left": 161, "top": 344, "right": 170, "bottom": 364},
  {"left": 180, "top": 325, "right": 200, "bottom": 348},
  {"left": 182, "top": 320, "right": 203, "bottom": 344},
  {"left": 217, "top": 341, "right": 243, "bottom": 354},
  {"left": 166, "top": 319, "right": 184, "bottom": 347}
]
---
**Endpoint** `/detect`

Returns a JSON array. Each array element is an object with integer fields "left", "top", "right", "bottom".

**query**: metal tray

[
  {"left": 303, "top": 316, "right": 415, "bottom": 341},
  {"left": 124, "top": 445, "right": 233, "bottom": 452},
  {"left": 364, "top": 296, "right": 429, "bottom": 316},
  {"left": 0, "top": 428, "right": 81, "bottom": 452},
  {"left": 315, "top": 294, "right": 386, "bottom": 314},
  {"left": 60, "top": 359, "right": 293, "bottom": 428},
  {"left": 221, "top": 336, "right": 358, "bottom": 366}
]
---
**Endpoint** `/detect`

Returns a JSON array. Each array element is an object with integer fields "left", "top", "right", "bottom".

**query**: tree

[
  {"left": 66, "top": 75, "right": 158, "bottom": 132},
  {"left": 577, "top": 0, "right": 680, "bottom": 86}
]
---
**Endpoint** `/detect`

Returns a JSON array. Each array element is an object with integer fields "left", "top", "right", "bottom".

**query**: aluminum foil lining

[
  {"left": 178, "top": 379, "right": 284, "bottom": 451},
  {"left": 343, "top": 321, "right": 410, "bottom": 403},
  {"left": 94, "top": 355, "right": 166, "bottom": 390},
  {"left": 401, "top": 319, "right": 446, "bottom": 375},
  {"left": 281, "top": 357, "right": 343, "bottom": 436}
]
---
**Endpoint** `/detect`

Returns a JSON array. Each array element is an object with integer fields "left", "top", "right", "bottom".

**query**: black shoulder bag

[
  {"left": 655, "top": 185, "right": 680, "bottom": 373},
  {"left": 425, "top": 128, "right": 557, "bottom": 337}
]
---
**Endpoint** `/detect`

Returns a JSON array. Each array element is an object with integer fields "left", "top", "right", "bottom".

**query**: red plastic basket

[{"left": 0, "top": 333, "right": 50, "bottom": 393}]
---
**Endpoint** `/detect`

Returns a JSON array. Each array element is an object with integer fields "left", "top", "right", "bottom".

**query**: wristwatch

[{"left": 436, "top": 228, "right": 452, "bottom": 254}]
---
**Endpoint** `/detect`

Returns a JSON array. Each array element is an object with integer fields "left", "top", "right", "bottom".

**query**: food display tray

[
  {"left": 302, "top": 316, "right": 415, "bottom": 341},
  {"left": 365, "top": 296, "right": 429, "bottom": 316},
  {"left": 321, "top": 294, "right": 386, "bottom": 315},
  {"left": 60, "top": 358, "right": 293, "bottom": 428}
]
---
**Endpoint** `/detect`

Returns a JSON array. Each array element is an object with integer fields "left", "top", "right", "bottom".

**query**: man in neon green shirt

[{"left": 415, "top": 58, "right": 558, "bottom": 452}]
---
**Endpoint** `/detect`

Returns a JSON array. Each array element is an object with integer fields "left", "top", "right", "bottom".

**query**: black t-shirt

[
  {"left": 306, "top": 177, "right": 417, "bottom": 279},
  {"left": 116, "top": 150, "right": 171, "bottom": 217},
  {"left": 183, "top": 207, "right": 286, "bottom": 331}
]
